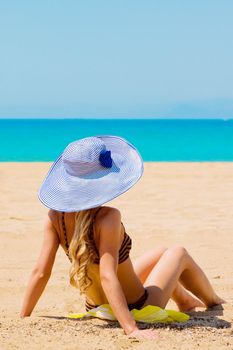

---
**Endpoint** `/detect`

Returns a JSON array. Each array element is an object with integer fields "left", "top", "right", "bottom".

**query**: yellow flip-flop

[{"left": 67, "top": 304, "right": 189, "bottom": 324}]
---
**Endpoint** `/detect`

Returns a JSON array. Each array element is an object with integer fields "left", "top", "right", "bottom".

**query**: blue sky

[{"left": 0, "top": 0, "right": 232, "bottom": 118}]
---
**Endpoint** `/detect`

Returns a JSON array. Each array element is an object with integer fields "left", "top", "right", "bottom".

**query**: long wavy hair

[{"left": 69, "top": 207, "right": 99, "bottom": 294}]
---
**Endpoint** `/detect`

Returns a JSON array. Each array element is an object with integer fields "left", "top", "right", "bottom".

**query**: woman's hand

[{"left": 127, "top": 328, "right": 158, "bottom": 339}]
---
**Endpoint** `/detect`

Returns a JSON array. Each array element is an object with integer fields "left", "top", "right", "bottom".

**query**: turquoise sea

[{"left": 0, "top": 119, "right": 233, "bottom": 161}]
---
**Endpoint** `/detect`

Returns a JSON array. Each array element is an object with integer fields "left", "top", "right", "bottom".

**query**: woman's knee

[
  {"left": 156, "top": 246, "right": 168, "bottom": 256},
  {"left": 145, "top": 246, "right": 168, "bottom": 263},
  {"left": 167, "top": 245, "right": 188, "bottom": 261}
]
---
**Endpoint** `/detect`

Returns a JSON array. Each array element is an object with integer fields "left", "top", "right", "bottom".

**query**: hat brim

[{"left": 38, "top": 136, "right": 144, "bottom": 212}]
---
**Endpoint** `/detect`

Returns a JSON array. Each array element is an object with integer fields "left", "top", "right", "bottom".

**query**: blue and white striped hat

[{"left": 38, "top": 135, "right": 144, "bottom": 212}]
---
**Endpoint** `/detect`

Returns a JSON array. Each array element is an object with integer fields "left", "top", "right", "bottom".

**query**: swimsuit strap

[{"left": 61, "top": 212, "right": 72, "bottom": 261}]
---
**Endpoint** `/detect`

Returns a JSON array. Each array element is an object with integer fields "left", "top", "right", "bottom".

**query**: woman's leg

[
  {"left": 133, "top": 246, "right": 168, "bottom": 282},
  {"left": 143, "top": 246, "right": 224, "bottom": 309},
  {"left": 133, "top": 246, "right": 204, "bottom": 310},
  {"left": 171, "top": 283, "right": 204, "bottom": 311}
]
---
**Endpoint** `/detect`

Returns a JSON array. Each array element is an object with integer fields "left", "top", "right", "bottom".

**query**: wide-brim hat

[{"left": 38, "top": 135, "right": 144, "bottom": 212}]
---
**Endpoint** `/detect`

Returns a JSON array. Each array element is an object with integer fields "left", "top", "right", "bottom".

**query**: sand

[{"left": 0, "top": 162, "right": 232, "bottom": 349}]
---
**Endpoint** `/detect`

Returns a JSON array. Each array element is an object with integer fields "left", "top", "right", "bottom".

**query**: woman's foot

[
  {"left": 176, "top": 295, "right": 205, "bottom": 312},
  {"left": 206, "top": 295, "right": 226, "bottom": 310}
]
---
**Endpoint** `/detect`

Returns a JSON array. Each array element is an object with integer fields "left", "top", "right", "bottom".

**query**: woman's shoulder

[
  {"left": 93, "top": 206, "right": 122, "bottom": 234},
  {"left": 94, "top": 207, "right": 123, "bottom": 245},
  {"left": 47, "top": 209, "right": 61, "bottom": 233},
  {"left": 97, "top": 206, "right": 121, "bottom": 223},
  {"left": 47, "top": 209, "right": 59, "bottom": 222}
]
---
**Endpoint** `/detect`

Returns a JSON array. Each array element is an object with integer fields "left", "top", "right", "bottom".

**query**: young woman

[{"left": 20, "top": 136, "right": 224, "bottom": 339}]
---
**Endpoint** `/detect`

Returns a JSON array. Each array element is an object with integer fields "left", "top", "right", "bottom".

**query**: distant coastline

[{"left": 0, "top": 117, "right": 232, "bottom": 120}]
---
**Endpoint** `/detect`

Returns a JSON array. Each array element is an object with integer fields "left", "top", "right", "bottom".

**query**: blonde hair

[{"left": 69, "top": 208, "right": 99, "bottom": 294}]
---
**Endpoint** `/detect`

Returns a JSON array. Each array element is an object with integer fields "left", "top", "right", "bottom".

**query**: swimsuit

[
  {"left": 61, "top": 207, "right": 132, "bottom": 263},
  {"left": 61, "top": 207, "right": 148, "bottom": 311},
  {"left": 85, "top": 288, "right": 148, "bottom": 312}
]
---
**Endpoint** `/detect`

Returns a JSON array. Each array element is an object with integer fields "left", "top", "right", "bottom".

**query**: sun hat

[{"left": 38, "top": 135, "right": 144, "bottom": 212}]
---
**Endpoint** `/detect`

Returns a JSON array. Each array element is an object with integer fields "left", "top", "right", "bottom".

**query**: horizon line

[{"left": 0, "top": 117, "right": 232, "bottom": 121}]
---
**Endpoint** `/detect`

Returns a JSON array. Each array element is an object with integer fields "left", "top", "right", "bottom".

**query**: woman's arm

[
  {"left": 98, "top": 208, "right": 138, "bottom": 335},
  {"left": 20, "top": 214, "right": 59, "bottom": 317}
]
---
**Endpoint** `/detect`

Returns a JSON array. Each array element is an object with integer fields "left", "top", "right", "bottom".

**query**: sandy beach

[{"left": 0, "top": 162, "right": 232, "bottom": 350}]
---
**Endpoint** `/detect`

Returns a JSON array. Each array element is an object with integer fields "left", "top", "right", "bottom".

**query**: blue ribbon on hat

[{"left": 99, "top": 150, "right": 113, "bottom": 168}]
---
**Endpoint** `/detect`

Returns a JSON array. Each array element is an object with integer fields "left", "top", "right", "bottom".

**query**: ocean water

[{"left": 0, "top": 119, "right": 233, "bottom": 161}]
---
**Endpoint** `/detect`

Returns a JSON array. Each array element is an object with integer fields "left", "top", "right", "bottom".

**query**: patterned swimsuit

[{"left": 61, "top": 207, "right": 148, "bottom": 311}]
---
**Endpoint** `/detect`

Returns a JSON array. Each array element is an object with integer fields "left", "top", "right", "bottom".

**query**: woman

[{"left": 20, "top": 136, "right": 224, "bottom": 339}]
